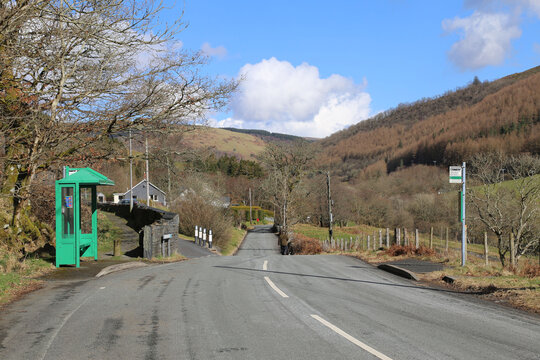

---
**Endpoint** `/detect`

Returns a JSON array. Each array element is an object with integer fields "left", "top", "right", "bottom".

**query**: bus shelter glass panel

[
  {"left": 80, "top": 187, "right": 93, "bottom": 234},
  {"left": 62, "top": 187, "right": 74, "bottom": 236}
]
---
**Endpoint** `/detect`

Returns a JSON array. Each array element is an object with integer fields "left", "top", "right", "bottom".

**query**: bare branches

[
  {"left": 0, "top": 0, "right": 237, "bottom": 230},
  {"left": 258, "top": 141, "right": 316, "bottom": 234},
  {"left": 469, "top": 153, "right": 540, "bottom": 266}
]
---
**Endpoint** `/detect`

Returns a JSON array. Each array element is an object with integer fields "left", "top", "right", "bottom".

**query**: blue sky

[{"left": 163, "top": 0, "right": 540, "bottom": 138}]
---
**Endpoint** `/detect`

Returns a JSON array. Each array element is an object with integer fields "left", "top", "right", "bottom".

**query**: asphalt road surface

[{"left": 1, "top": 225, "right": 539, "bottom": 359}]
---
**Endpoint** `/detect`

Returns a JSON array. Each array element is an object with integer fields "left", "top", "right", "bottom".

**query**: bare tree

[
  {"left": 258, "top": 141, "right": 315, "bottom": 238},
  {"left": 469, "top": 153, "right": 540, "bottom": 266},
  {"left": 0, "top": 0, "right": 237, "bottom": 230}
]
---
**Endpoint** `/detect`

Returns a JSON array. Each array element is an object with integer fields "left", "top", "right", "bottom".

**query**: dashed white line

[
  {"left": 311, "top": 314, "right": 393, "bottom": 360},
  {"left": 264, "top": 276, "right": 289, "bottom": 298},
  {"left": 263, "top": 260, "right": 268, "bottom": 271}
]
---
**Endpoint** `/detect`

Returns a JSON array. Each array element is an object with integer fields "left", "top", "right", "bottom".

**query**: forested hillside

[{"left": 319, "top": 66, "right": 540, "bottom": 180}]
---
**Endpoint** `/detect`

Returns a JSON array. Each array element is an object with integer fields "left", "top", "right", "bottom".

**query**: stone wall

[{"left": 98, "top": 203, "right": 179, "bottom": 259}]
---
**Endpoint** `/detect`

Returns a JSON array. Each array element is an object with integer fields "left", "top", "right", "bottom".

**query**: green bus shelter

[{"left": 55, "top": 167, "right": 114, "bottom": 267}]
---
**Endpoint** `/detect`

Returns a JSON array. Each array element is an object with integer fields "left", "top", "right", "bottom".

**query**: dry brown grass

[
  {"left": 181, "top": 128, "right": 266, "bottom": 160},
  {"left": 385, "top": 244, "right": 436, "bottom": 257},
  {"left": 518, "top": 260, "right": 540, "bottom": 278}
]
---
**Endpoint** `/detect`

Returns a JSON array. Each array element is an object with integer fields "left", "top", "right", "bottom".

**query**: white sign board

[{"left": 449, "top": 166, "right": 462, "bottom": 183}]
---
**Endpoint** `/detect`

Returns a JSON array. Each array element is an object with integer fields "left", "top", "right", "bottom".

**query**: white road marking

[
  {"left": 263, "top": 260, "right": 268, "bottom": 271},
  {"left": 99, "top": 287, "right": 106, "bottom": 290},
  {"left": 310, "top": 314, "right": 393, "bottom": 360},
  {"left": 264, "top": 276, "right": 289, "bottom": 298}
]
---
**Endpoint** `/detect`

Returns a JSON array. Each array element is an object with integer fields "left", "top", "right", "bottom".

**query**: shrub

[
  {"left": 29, "top": 183, "right": 55, "bottom": 227},
  {"left": 290, "top": 234, "right": 322, "bottom": 255},
  {"left": 172, "top": 193, "right": 232, "bottom": 249}
]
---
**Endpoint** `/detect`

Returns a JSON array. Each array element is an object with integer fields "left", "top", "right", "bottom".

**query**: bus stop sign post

[{"left": 449, "top": 163, "right": 467, "bottom": 266}]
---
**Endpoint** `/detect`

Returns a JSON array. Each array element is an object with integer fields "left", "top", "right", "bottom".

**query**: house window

[{"left": 151, "top": 194, "right": 158, "bottom": 201}]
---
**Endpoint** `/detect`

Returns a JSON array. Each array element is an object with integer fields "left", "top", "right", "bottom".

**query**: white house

[{"left": 113, "top": 180, "right": 167, "bottom": 206}]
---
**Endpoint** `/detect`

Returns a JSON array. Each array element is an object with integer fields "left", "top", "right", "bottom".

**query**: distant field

[{"left": 181, "top": 127, "right": 267, "bottom": 160}]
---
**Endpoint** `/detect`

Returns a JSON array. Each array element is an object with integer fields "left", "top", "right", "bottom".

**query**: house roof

[{"left": 122, "top": 179, "right": 166, "bottom": 196}]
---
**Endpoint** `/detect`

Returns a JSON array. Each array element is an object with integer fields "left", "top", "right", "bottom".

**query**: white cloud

[
  {"left": 524, "top": 0, "right": 540, "bottom": 16},
  {"left": 442, "top": 12, "right": 521, "bottom": 70},
  {"left": 464, "top": 0, "right": 540, "bottom": 16},
  {"left": 223, "top": 57, "right": 371, "bottom": 138},
  {"left": 201, "top": 42, "right": 227, "bottom": 59},
  {"left": 444, "top": 1, "right": 540, "bottom": 70}
]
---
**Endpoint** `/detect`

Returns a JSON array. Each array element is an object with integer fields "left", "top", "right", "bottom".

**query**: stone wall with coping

[{"left": 98, "top": 203, "right": 179, "bottom": 259}]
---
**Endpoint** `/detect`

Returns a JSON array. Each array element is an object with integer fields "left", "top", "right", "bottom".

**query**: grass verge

[
  {"left": 219, "top": 227, "right": 247, "bottom": 256},
  {"left": 293, "top": 223, "right": 502, "bottom": 261},
  {"left": 147, "top": 252, "right": 187, "bottom": 263},
  {"left": 0, "top": 250, "right": 54, "bottom": 307},
  {"left": 419, "top": 255, "right": 540, "bottom": 314}
]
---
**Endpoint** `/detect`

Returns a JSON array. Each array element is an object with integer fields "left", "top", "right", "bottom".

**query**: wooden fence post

[
  {"left": 404, "top": 228, "right": 408, "bottom": 246},
  {"left": 430, "top": 227, "right": 433, "bottom": 249}
]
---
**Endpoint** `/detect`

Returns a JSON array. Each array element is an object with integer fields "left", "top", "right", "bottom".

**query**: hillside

[
  {"left": 180, "top": 127, "right": 267, "bottom": 160},
  {"left": 319, "top": 66, "right": 540, "bottom": 181},
  {"left": 222, "top": 128, "right": 308, "bottom": 142}
]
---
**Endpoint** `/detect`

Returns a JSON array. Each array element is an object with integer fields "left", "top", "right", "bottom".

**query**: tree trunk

[
  {"left": 10, "top": 167, "right": 31, "bottom": 226},
  {"left": 509, "top": 233, "right": 516, "bottom": 268},
  {"left": 497, "top": 235, "right": 506, "bottom": 268}
]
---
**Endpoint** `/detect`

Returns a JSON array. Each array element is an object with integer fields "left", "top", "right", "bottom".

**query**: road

[{"left": 1, "top": 225, "right": 539, "bottom": 359}]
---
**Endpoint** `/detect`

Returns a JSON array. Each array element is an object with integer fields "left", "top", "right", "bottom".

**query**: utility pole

[
  {"left": 461, "top": 162, "right": 467, "bottom": 266},
  {"left": 145, "top": 137, "right": 150, "bottom": 206},
  {"left": 249, "top": 187, "right": 252, "bottom": 225},
  {"left": 167, "top": 155, "right": 171, "bottom": 195},
  {"left": 129, "top": 130, "right": 133, "bottom": 212},
  {"left": 327, "top": 171, "right": 333, "bottom": 242}
]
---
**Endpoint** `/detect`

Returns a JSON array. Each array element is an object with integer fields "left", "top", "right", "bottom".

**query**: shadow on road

[
  {"left": 213, "top": 265, "right": 479, "bottom": 295},
  {"left": 235, "top": 248, "right": 277, "bottom": 251},
  {"left": 247, "top": 225, "right": 274, "bottom": 234}
]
